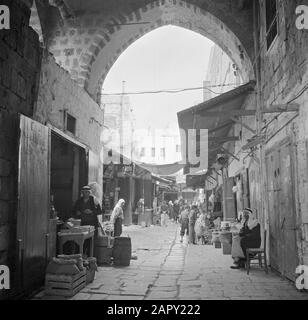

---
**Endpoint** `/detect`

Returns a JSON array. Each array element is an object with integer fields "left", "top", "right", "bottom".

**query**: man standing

[
  {"left": 73, "top": 185, "right": 102, "bottom": 229},
  {"left": 73, "top": 185, "right": 102, "bottom": 256},
  {"left": 179, "top": 205, "right": 190, "bottom": 243}
]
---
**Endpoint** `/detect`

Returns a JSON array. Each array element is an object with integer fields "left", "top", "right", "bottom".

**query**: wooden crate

[{"left": 45, "top": 270, "right": 86, "bottom": 297}]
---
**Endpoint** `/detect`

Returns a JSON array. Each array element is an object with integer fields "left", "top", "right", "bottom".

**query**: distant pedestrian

[
  {"left": 179, "top": 205, "right": 190, "bottom": 243},
  {"left": 173, "top": 200, "right": 180, "bottom": 223},
  {"left": 168, "top": 201, "right": 175, "bottom": 221},
  {"left": 188, "top": 205, "right": 198, "bottom": 244},
  {"left": 160, "top": 201, "right": 169, "bottom": 227},
  {"left": 194, "top": 211, "right": 208, "bottom": 245}
]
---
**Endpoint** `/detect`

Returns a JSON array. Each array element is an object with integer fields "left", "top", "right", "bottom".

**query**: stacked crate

[
  {"left": 45, "top": 255, "right": 86, "bottom": 297},
  {"left": 45, "top": 270, "right": 86, "bottom": 297}
]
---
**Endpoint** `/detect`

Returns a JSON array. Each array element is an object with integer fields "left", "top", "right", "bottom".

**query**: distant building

[
  {"left": 101, "top": 95, "right": 136, "bottom": 161},
  {"left": 133, "top": 123, "right": 182, "bottom": 165},
  {"left": 204, "top": 44, "right": 242, "bottom": 101}
]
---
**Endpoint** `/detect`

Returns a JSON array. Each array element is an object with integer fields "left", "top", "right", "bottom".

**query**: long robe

[
  {"left": 188, "top": 209, "right": 197, "bottom": 244},
  {"left": 239, "top": 221, "right": 261, "bottom": 258}
]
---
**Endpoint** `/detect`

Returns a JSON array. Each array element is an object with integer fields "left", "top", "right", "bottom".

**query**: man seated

[{"left": 231, "top": 208, "right": 261, "bottom": 269}]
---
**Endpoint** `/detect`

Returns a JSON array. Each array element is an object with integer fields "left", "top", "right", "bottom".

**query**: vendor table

[{"left": 58, "top": 230, "right": 95, "bottom": 257}]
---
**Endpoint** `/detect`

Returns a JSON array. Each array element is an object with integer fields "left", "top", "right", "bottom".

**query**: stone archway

[{"left": 47, "top": 0, "right": 255, "bottom": 99}]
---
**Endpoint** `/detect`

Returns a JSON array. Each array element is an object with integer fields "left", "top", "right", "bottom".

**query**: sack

[{"left": 231, "top": 234, "right": 245, "bottom": 258}]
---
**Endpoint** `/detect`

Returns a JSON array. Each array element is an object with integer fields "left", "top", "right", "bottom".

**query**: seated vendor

[{"left": 231, "top": 208, "right": 261, "bottom": 269}]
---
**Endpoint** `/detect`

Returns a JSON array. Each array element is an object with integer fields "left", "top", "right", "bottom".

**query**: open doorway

[{"left": 50, "top": 132, "right": 88, "bottom": 221}]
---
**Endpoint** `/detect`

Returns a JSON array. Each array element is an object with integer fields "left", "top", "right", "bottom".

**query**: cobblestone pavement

[{"left": 35, "top": 223, "right": 308, "bottom": 300}]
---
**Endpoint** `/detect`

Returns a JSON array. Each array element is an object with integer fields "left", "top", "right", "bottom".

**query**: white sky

[{"left": 102, "top": 25, "right": 214, "bottom": 130}]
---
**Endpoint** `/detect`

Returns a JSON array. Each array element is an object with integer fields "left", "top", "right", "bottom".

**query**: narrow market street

[{"left": 33, "top": 223, "right": 308, "bottom": 301}]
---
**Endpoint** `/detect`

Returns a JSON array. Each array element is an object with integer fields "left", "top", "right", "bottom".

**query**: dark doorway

[{"left": 50, "top": 133, "right": 87, "bottom": 221}]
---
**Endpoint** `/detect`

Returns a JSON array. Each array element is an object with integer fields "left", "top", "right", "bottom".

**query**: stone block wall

[
  {"left": 229, "top": 0, "right": 308, "bottom": 266},
  {"left": 0, "top": 0, "right": 41, "bottom": 298},
  {"left": 33, "top": 52, "right": 104, "bottom": 157},
  {"left": 258, "top": 0, "right": 308, "bottom": 265},
  {"left": 45, "top": 0, "right": 255, "bottom": 98}
]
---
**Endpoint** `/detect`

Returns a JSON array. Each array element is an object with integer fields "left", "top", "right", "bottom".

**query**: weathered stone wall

[
  {"left": 0, "top": 0, "right": 41, "bottom": 297},
  {"left": 33, "top": 52, "right": 104, "bottom": 156},
  {"left": 258, "top": 0, "right": 308, "bottom": 266},
  {"left": 43, "top": 0, "right": 255, "bottom": 99},
  {"left": 229, "top": 0, "right": 308, "bottom": 266}
]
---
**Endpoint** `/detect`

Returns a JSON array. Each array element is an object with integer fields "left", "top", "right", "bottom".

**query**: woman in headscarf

[
  {"left": 110, "top": 199, "right": 125, "bottom": 237},
  {"left": 231, "top": 208, "right": 261, "bottom": 269}
]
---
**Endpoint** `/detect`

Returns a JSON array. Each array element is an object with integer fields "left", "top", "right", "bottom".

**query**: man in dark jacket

[{"left": 73, "top": 185, "right": 102, "bottom": 229}]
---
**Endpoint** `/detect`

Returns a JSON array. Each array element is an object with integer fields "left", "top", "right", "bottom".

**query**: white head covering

[
  {"left": 244, "top": 208, "right": 259, "bottom": 230},
  {"left": 116, "top": 199, "right": 125, "bottom": 207},
  {"left": 110, "top": 199, "right": 125, "bottom": 224}
]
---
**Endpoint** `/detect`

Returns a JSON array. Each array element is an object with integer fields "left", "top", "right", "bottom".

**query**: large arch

[{"left": 47, "top": 0, "right": 255, "bottom": 99}]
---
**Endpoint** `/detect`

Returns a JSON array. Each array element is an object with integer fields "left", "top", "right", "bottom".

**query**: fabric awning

[
  {"left": 103, "top": 148, "right": 185, "bottom": 178},
  {"left": 177, "top": 81, "right": 256, "bottom": 177},
  {"left": 134, "top": 161, "right": 185, "bottom": 176}
]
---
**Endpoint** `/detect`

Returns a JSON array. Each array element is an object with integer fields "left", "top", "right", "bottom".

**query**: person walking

[
  {"left": 173, "top": 200, "right": 180, "bottom": 223},
  {"left": 188, "top": 205, "right": 198, "bottom": 244},
  {"left": 160, "top": 201, "right": 169, "bottom": 227},
  {"left": 168, "top": 201, "right": 175, "bottom": 222},
  {"left": 135, "top": 198, "right": 144, "bottom": 226},
  {"left": 110, "top": 199, "right": 125, "bottom": 237},
  {"left": 179, "top": 205, "right": 190, "bottom": 243},
  {"left": 194, "top": 210, "right": 207, "bottom": 244}
]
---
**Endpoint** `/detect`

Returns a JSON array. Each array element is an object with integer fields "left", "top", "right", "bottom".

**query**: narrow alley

[
  {"left": 1, "top": 0, "right": 308, "bottom": 303},
  {"left": 33, "top": 224, "right": 308, "bottom": 301}
]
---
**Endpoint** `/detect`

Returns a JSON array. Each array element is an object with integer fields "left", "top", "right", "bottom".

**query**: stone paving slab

[{"left": 33, "top": 223, "right": 308, "bottom": 300}]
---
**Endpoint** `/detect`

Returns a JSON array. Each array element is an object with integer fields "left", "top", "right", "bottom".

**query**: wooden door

[
  {"left": 279, "top": 141, "right": 298, "bottom": 280},
  {"left": 222, "top": 177, "right": 236, "bottom": 221},
  {"left": 266, "top": 140, "right": 298, "bottom": 279},
  {"left": 17, "top": 115, "right": 50, "bottom": 291}
]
